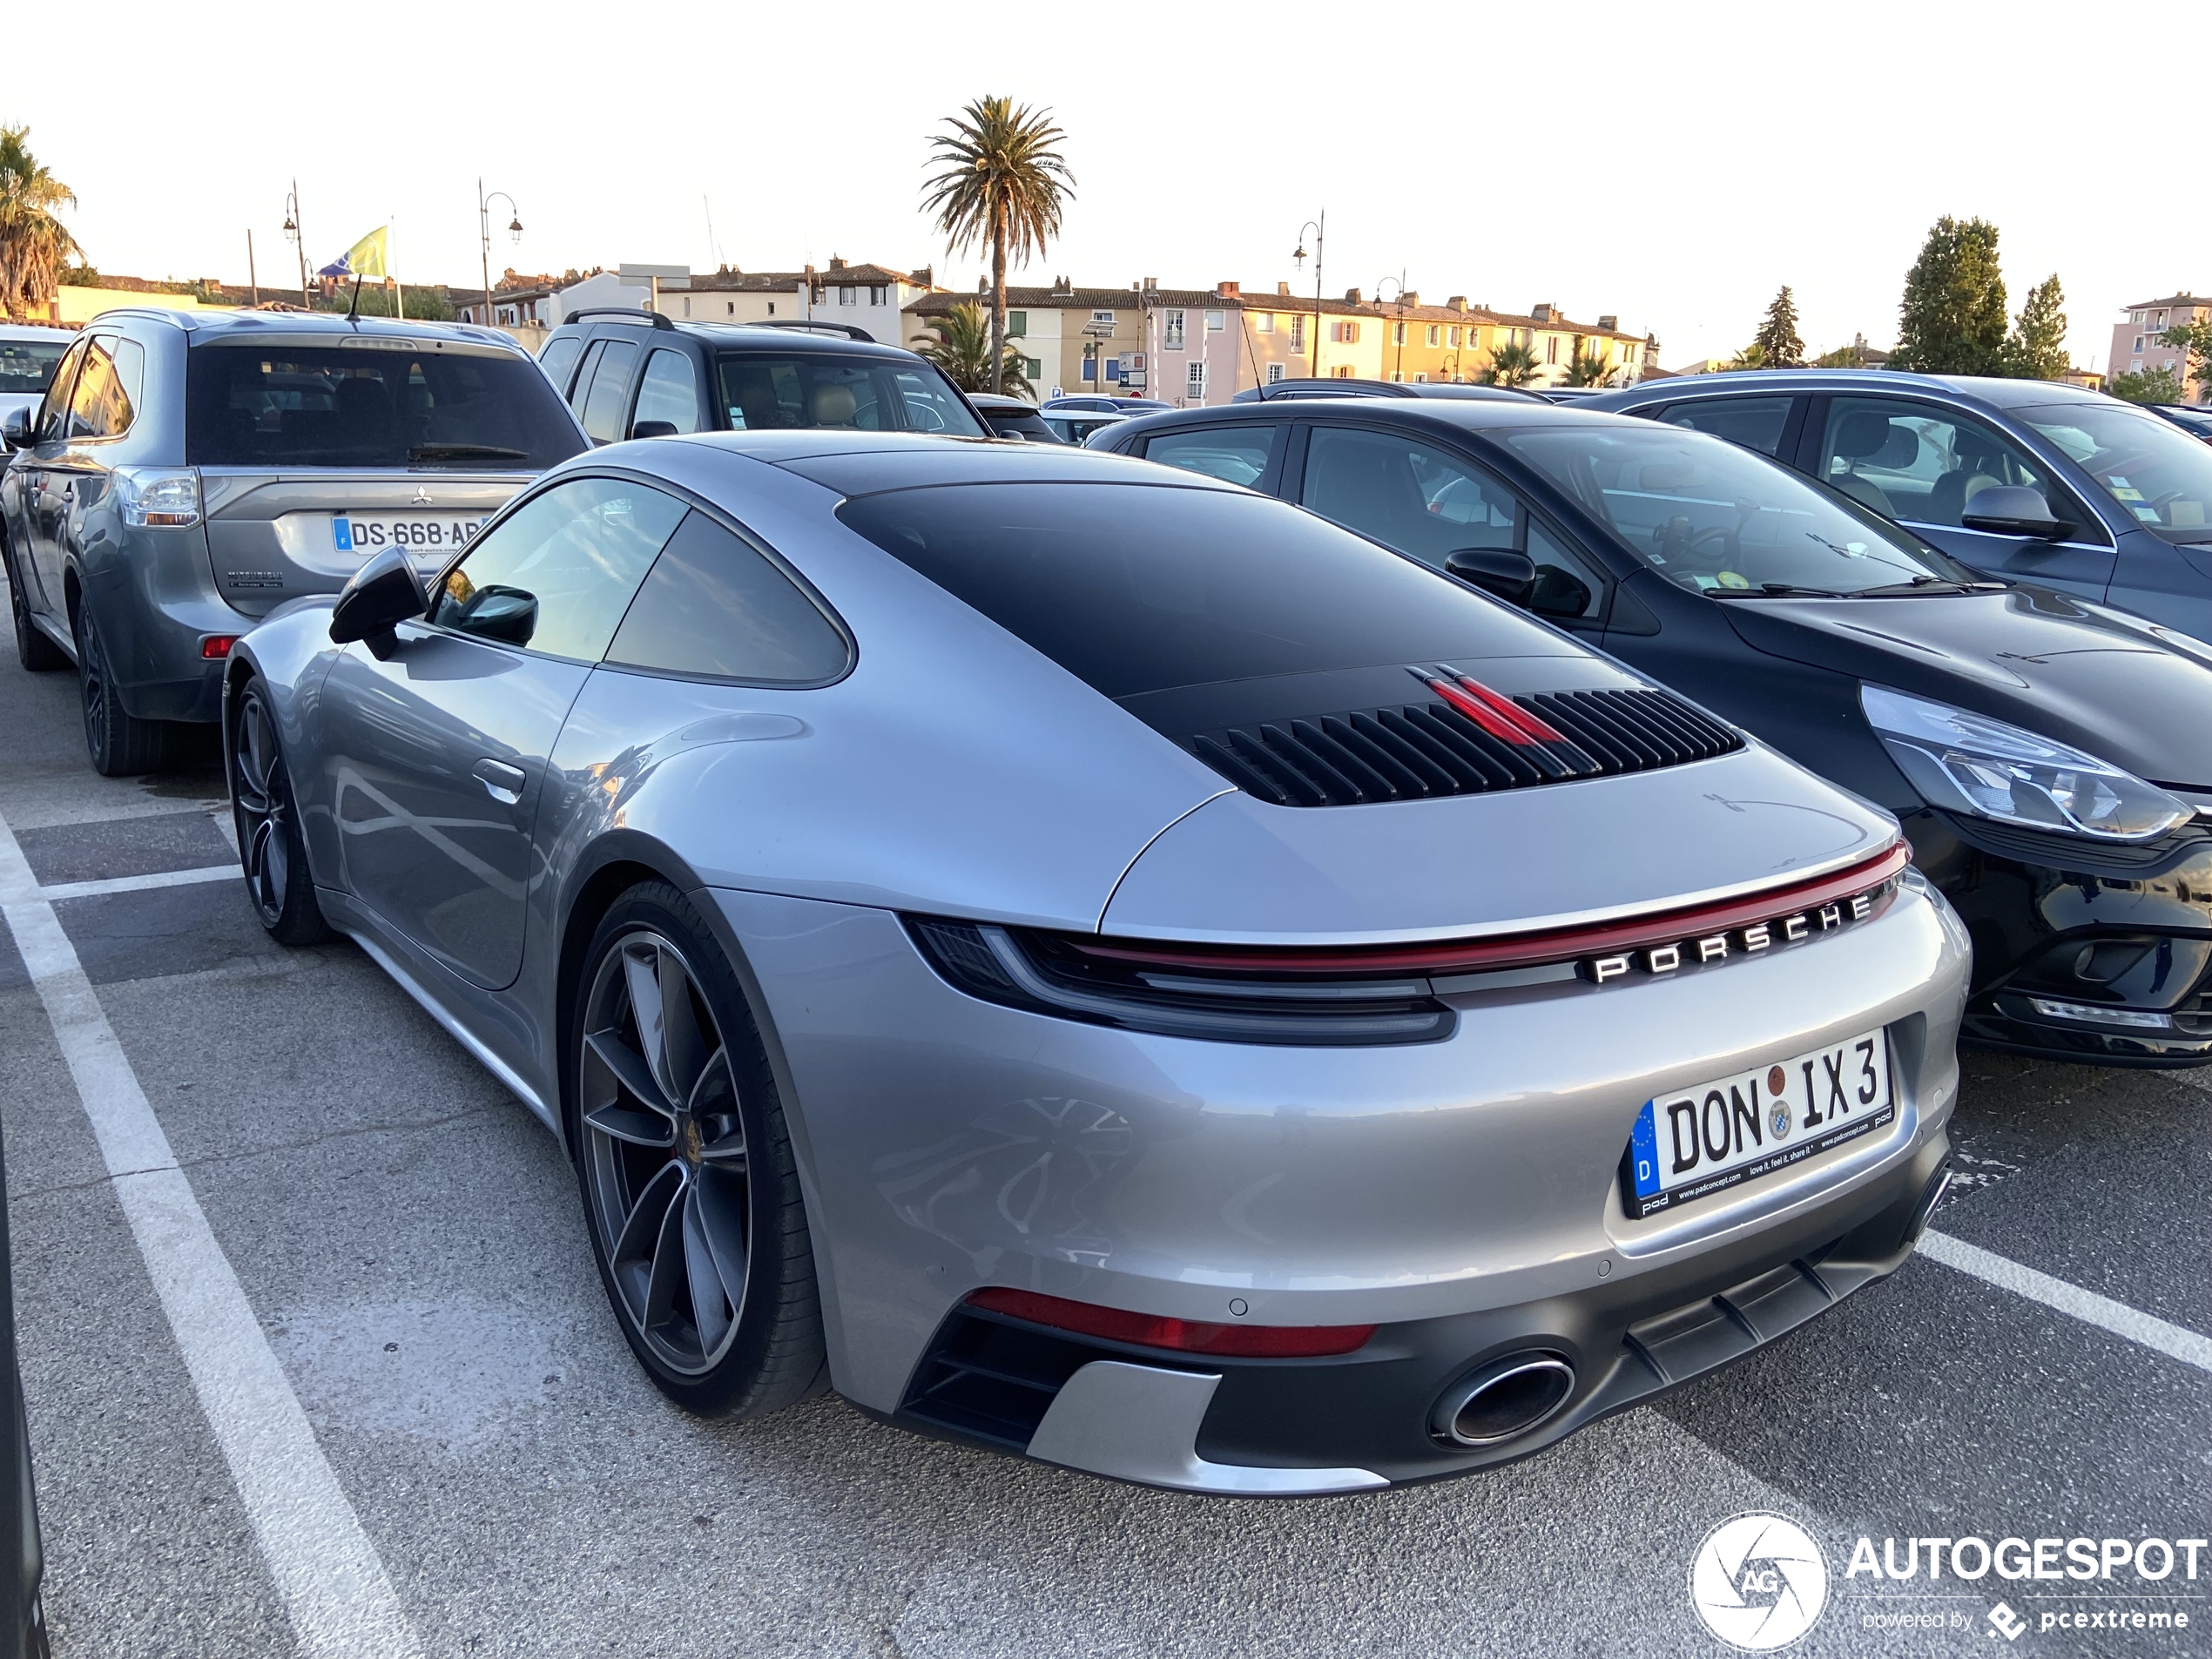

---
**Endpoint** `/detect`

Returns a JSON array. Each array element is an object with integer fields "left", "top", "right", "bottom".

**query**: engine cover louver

[{"left": 1180, "top": 668, "right": 1743, "bottom": 807}]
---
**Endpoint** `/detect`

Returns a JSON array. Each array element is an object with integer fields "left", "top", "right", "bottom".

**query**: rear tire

[
  {"left": 76, "top": 603, "right": 176, "bottom": 776},
  {"left": 569, "top": 882, "right": 826, "bottom": 1418},
  {"left": 226, "top": 677, "right": 330, "bottom": 946},
  {"left": 3, "top": 543, "right": 65, "bottom": 673}
]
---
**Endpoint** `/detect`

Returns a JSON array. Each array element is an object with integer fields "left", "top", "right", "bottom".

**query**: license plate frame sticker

[
  {"left": 1620, "top": 1029, "right": 1894, "bottom": 1220},
  {"left": 331, "top": 514, "right": 485, "bottom": 558}
]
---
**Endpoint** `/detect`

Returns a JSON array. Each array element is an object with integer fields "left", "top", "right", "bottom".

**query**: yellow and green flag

[{"left": 317, "top": 226, "right": 388, "bottom": 280}]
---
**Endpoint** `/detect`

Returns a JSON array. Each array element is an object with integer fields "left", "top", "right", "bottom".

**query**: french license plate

[
  {"left": 1620, "top": 1029, "right": 1894, "bottom": 1220},
  {"left": 331, "top": 514, "right": 485, "bottom": 560}
]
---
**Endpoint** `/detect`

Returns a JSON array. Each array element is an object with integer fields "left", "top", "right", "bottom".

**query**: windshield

[
  {"left": 1501, "top": 423, "right": 1968, "bottom": 596},
  {"left": 0, "top": 337, "right": 67, "bottom": 395},
  {"left": 185, "top": 343, "right": 586, "bottom": 469},
  {"left": 2018, "top": 401, "right": 2212, "bottom": 542},
  {"left": 714, "top": 353, "right": 984, "bottom": 436}
]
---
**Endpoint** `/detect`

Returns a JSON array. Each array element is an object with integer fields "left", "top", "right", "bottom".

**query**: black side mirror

[
  {"left": 329, "top": 548, "right": 428, "bottom": 658},
  {"left": 630, "top": 420, "right": 678, "bottom": 441},
  {"left": 1961, "top": 485, "right": 2071, "bottom": 540},
  {"left": 449, "top": 584, "right": 538, "bottom": 647},
  {"left": 0, "top": 408, "right": 30, "bottom": 450},
  {"left": 1445, "top": 547, "right": 1538, "bottom": 607}
]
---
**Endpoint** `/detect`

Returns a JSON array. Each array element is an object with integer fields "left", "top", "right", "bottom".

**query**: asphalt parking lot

[{"left": 0, "top": 587, "right": 2204, "bottom": 1657}]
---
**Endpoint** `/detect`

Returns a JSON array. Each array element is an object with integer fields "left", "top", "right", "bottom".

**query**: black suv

[{"left": 536, "top": 312, "right": 988, "bottom": 444}]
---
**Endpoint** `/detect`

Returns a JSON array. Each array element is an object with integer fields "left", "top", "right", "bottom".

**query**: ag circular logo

[{"left": 1689, "top": 1512, "right": 1829, "bottom": 1650}]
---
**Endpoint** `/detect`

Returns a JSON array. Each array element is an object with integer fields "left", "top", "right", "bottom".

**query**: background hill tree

[
  {"left": 1750, "top": 287, "right": 1804, "bottom": 368},
  {"left": 0, "top": 126, "right": 82, "bottom": 321},
  {"left": 1890, "top": 216, "right": 2008, "bottom": 374},
  {"left": 2003, "top": 274, "right": 2069, "bottom": 380},
  {"left": 911, "top": 301, "right": 1031, "bottom": 395},
  {"left": 921, "top": 98, "right": 1073, "bottom": 395},
  {"left": 2110, "top": 365, "right": 2187, "bottom": 404}
]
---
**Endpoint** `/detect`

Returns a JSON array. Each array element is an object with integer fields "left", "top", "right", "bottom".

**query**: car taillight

[
  {"left": 967, "top": 1287, "right": 1375, "bottom": 1358},
  {"left": 200, "top": 635, "right": 240, "bottom": 659}
]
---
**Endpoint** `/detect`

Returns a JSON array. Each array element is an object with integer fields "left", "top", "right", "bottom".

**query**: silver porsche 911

[{"left": 224, "top": 431, "right": 1969, "bottom": 1494}]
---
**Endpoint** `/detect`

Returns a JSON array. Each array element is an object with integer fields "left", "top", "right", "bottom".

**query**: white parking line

[
  {"left": 38, "top": 864, "right": 238, "bottom": 901},
  {"left": 1920, "top": 1228, "right": 2212, "bottom": 1375},
  {"left": 0, "top": 808, "right": 422, "bottom": 1659}
]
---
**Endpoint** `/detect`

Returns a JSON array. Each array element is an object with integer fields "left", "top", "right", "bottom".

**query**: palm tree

[
  {"left": 921, "top": 97, "right": 1074, "bottom": 395},
  {"left": 1562, "top": 342, "right": 1617, "bottom": 388},
  {"left": 1478, "top": 340, "right": 1542, "bottom": 388},
  {"left": 0, "top": 126, "right": 82, "bottom": 322},
  {"left": 1728, "top": 341, "right": 1770, "bottom": 371},
  {"left": 911, "top": 301, "right": 1033, "bottom": 396}
]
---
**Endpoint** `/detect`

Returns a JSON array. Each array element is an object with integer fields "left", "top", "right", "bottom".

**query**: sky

[{"left": 16, "top": 0, "right": 2193, "bottom": 372}]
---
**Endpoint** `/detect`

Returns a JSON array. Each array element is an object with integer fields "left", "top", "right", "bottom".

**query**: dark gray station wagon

[{"left": 0, "top": 308, "right": 585, "bottom": 773}]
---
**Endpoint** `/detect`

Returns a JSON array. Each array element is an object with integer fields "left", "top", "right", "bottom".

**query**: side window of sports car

[
  {"left": 604, "top": 511, "right": 849, "bottom": 684},
  {"left": 430, "top": 476, "right": 686, "bottom": 662}
]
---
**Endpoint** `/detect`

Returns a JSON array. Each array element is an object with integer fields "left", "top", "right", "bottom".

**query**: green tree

[
  {"left": 1478, "top": 339, "right": 1541, "bottom": 387},
  {"left": 2110, "top": 365, "right": 2187, "bottom": 404},
  {"left": 0, "top": 126, "right": 83, "bottom": 321},
  {"left": 1816, "top": 341, "right": 1866, "bottom": 368},
  {"left": 1561, "top": 341, "right": 1617, "bottom": 387},
  {"left": 1890, "top": 216, "right": 2008, "bottom": 374},
  {"left": 921, "top": 97, "right": 1074, "bottom": 395},
  {"left": 1750, "top": 286, "right": 1804, "bottom": 368},
  {"left": 2159, "top": 313, "right": 2212, "bottom": 403},
  {"left": 1728, "top": 341, "right": 1769, "bottom": 371},
  {"left": 911, "top": 301, "right": 1032, "bottom": 395},
  {"left": 2002, "top": 274, "right": 2069, "bottom": 380}
]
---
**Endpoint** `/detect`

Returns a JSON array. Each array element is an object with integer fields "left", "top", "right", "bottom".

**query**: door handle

[{"left": 472, "top": 758, "right": 526, "bottom": 805}]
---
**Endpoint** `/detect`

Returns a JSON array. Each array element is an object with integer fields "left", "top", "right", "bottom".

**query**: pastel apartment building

[{"left": 2111, "top": 294, "right": 2209, "bottom": 399}]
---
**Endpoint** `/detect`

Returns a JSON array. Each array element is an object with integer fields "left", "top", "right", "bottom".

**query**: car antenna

[{"left": 346, "top": 272, "right": 365, "bottom": 325}]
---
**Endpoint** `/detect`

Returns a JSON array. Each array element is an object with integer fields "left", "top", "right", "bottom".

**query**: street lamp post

[
  {"left": 1292, "top": 212, "right": 1325, "bottom": 381},
  {"left": 1377, "top": 274, "right": 1407, "bottom": 381},
  {"left": 282, "top": 180, "right": 307, "bottom": 311},
  {"left": 477, "top": 181, "right": 523, "bottom": 329}
]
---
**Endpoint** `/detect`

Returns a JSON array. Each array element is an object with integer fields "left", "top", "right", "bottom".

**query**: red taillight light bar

[
  {"left": 1069, "top": 840, "right": 1911, "bottom": 980},
  {"left": 199, "top": 635, "right": 240, "bottom": 659},
  {"left": 967, "top": 1287, "right": 1376, "bottom": 1359},
  {"left": 1418, "top": 668, "right": 1569, "bottom": 747}
]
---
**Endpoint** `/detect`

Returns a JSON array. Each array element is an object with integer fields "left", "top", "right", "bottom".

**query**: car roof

[
  {"left": 650, "top": 427, "right": 1227, "bottom": 496},
  {"left": 1104, "top": 395, "right": 1634, "bottom": 447},
  {"left": 1591, "top": 367, "right": 2113, "bottom": 413},
  {"left": 0, "top": 323, "right": 72, "bottom": 342},
  {"left": 78, "top": 307, "right": 526, "bottom": 350},
  {"left": 555, "top": 313, "right": 927, "bottom": 361},
  {"left": 969, "top": 393, "right": 1042, "bottom": 412}
]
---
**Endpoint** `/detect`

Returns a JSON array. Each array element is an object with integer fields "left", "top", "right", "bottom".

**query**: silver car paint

[{"left": 231, "top": 434, "right": 1971, "bottom": 1486}]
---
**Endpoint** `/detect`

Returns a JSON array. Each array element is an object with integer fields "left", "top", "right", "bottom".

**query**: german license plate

[
  {"left": 331, "top": 514, "right": 485, "bottom": 560},
  {"left": 1620, "top": 1029, "right": 1894, "bottom": 1219}
]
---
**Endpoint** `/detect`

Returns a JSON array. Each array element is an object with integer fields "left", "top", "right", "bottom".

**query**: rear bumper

[
  {"left": 887, "top": 1141, "right": 1948, "bottom": 1493},
  {"left": 1912, "top": 809, "right": 2212, "bottom": 1067}
]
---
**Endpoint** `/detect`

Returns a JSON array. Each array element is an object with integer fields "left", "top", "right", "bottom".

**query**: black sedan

[{"left": 1097, "top": 398, "right": 2212, "bottom": 1065}]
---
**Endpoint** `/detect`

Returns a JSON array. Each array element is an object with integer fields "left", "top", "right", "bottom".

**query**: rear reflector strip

[
  {"left": 967, "top": 1287, "right": 1376, "bottom": 1359},
  {"left": 199, "top": 636, "right": 240, "bottom": 659}
]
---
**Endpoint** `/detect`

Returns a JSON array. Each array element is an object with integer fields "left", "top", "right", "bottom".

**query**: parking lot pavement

[{"left": 0, "top": 622, "right": 2206, "bottom": 1656}]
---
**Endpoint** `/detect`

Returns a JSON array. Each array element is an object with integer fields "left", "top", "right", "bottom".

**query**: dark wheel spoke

[
  {"left": 641, "top": 1176, "right": 691, "bottom": 1334},
  {"left": 689, "top": 1049, "right": 747, "bottom": 1164},
  {"left": 583, "top": 1027, "right": 677, "bottom": 1123},
  {"left": 691, "top": 1166, "right": 750, "bottom": 1323},
  {"left": 612, "top": 1160, "right": 684, "bottom": 1285},
  {"left": 583, "top": 1102, "right": 676, "bottom": 1150},
  {"left": 682, "top": 1185, "right": 735, "bottom": 1358}
]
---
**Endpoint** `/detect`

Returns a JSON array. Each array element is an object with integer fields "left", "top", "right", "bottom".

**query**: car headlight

[
  {"left": 114, "top": 467, "right": 202, "bottom": 529},
  {"left": 1860, "top": 684, "right": 2188, "bottom": 842}
]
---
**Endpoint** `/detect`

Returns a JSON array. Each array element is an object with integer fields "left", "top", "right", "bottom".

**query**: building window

[
  {"left": 1187, "top": 361, "right": 1207, "bottom": 399},
  {"left": 1257, "top": 312, "right": 1275, "bottom": 334},
  {"left": 1023, "top": 356, "right": 1043, "bottom": 381},
  {"left": 1413, "top": 372, "right": 1427, "bottom": 383},
  {"left": 1546, "top": 336, "right": 1558, "bottom": 363},
  {"left": 1008, "top": 311, "right": 1028, "bottom": 338},
  {"left": 2136, "top": 336, "right": 2147, "bottom": 353},
  {"left": 2158, "top": 311, "right": 2169, "bottom": 328},
  {"left": 1393, "top": 322, "right": 1406, "bottom": 346},
  {"left": 729, "top": 301, "right": 737, "bottom": 315},
  {"left": 1448, "top": 326, "right": 1461, "bottom": 347},
  {"left": 1332, "top": 364, "right": 1352, "bottom": 378},
  {"left": 1204, "top": 310, "right": 1224, "bottom": 331},
  {"left": 1266, "top": 362, "right": 1286, "bottom": 384},
  {"left": 1389, "top": 370, "right": 1405, "bottom": 383},
  {"left": 838, "top": 287, "right": 856, "bottom": 306},
  {"left": 1163, "top": 310, "right": 1186, "bottom": 350},
  {"left": 1335, "top": 320, "right": 1360, "bottom": 343},
  {"left": 1290, "top": 315, "right": 1306, "bottom": 352},
  {"left": 682, "top": 297, "right": 691, "bottom": 317},
  {"left": 1426, "top": 325, "right": 1440, "bottom": 347},
  {"left": 870, "top": 286, "right": 887, "bottom": 305},
  {"left": 1090, "top": 308, "right": 1116, "bottom": 330}
]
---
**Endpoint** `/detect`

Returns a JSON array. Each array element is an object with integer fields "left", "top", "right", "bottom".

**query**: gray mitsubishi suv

[{"left": 0, "top": 308, "right": 587, "bottom": 773}]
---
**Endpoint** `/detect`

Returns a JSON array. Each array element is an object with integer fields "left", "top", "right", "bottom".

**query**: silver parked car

[
  {"left": 224, "top": 434, "right": 1968, "bottom": 1493},
  {"left": 0, "top": 309, "right": 586, "bottom": 773}
]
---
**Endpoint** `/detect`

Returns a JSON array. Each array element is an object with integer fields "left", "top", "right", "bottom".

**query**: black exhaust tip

[{"left": 1432, "top": 1352, "right": 1576, "bottom": 1447}]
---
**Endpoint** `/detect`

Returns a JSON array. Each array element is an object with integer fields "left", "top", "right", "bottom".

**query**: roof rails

[
  {"left": 564, "top": 307, "right": 676, "bottom": 331},
  {"left": 735, "top": 319, "right": 876, "bottom": 343}
]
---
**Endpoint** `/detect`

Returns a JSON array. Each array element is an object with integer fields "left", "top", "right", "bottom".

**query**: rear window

[
  {"left": 836, "top": 481, "right": 1547, "bottom": 700},
  {"left": 185, "top": 343, "right": 587, "bottom": 469},
  {"left": 716, "top": 352, "right": 984, "bottom": 437},
  {"left": 0, "top": 337, "right": 68, "bottom": 395}
]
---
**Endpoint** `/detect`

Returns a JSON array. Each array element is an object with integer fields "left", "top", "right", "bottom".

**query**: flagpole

[{"left": 390, "top": 219, "right": 405, "bottom": 322}]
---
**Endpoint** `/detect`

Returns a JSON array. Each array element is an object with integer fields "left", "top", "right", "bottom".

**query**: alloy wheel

[
  {"left": 229, "top": 688, "right": 292, "bottom": 925},
  {"left": 579, "top": 932, "right": 752, "bottom": 1376}
]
